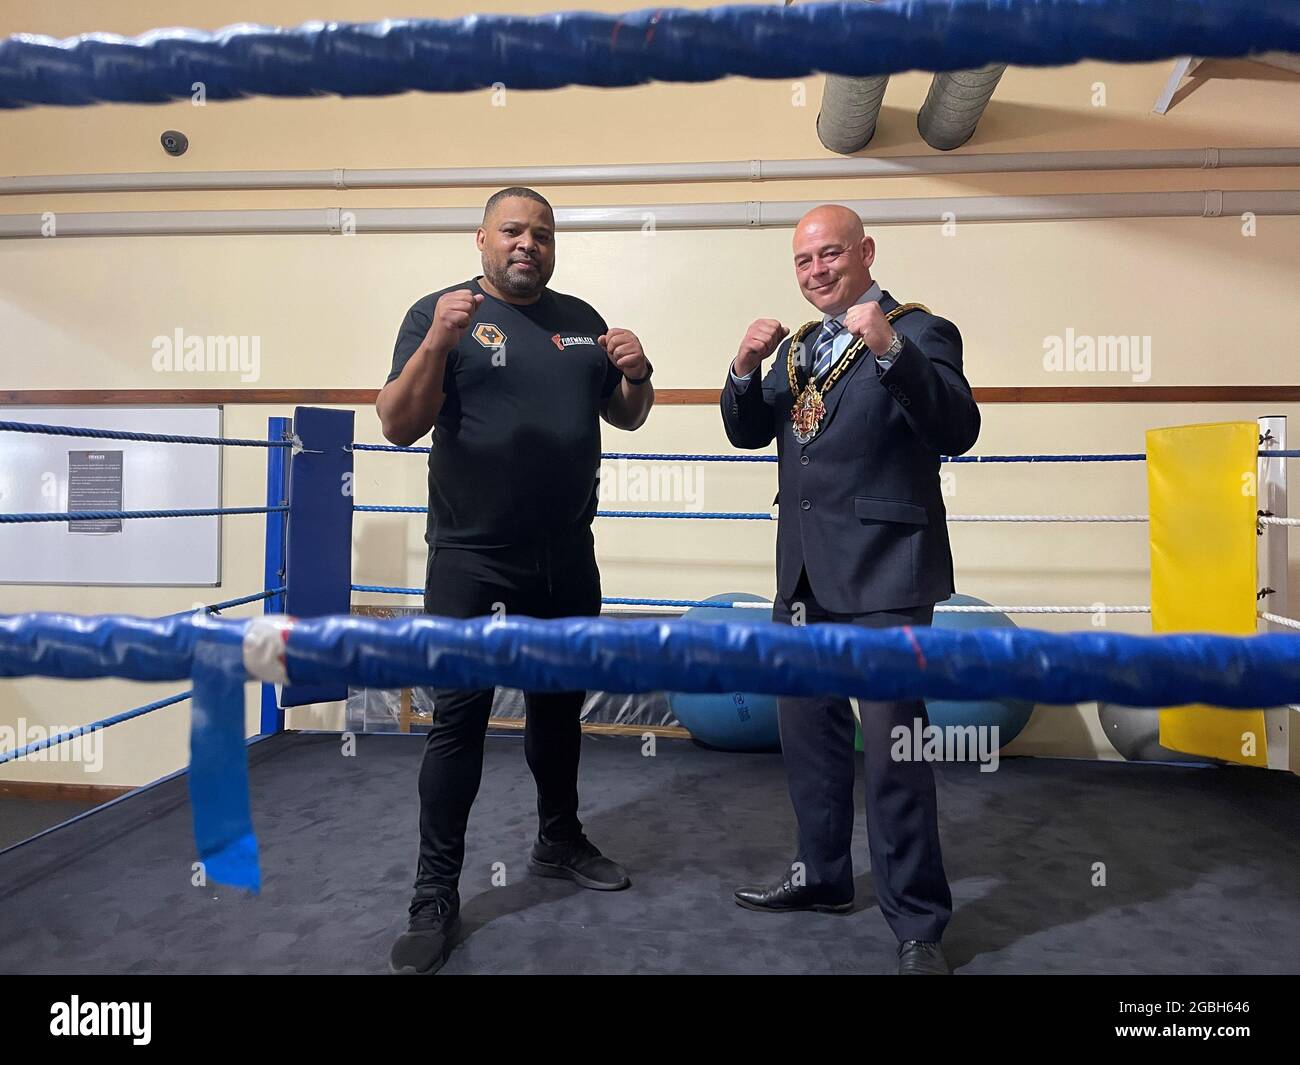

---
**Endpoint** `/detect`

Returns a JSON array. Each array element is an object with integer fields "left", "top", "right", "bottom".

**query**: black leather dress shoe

[
  {"left": 734, "top": 879, "right": 853, "bottom": 914},
  {"left": 528, "top": 834, "right": 631, "bottom": 890},
  {"left": 897, "top": 940, "right": 951, "bottom": 974}
]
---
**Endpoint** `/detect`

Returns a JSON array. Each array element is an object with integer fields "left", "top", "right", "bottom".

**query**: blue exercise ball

[
  {"left": 667, "top": 593, "right": 781, "bottom": 752},
  {"left": 926, "top": 594, "right": 1035, "bottom": 748}
]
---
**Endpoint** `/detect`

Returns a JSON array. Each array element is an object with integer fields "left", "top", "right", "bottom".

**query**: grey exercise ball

[{"left": 1097, "top": 703, "right": 1220, "bottom": 764}]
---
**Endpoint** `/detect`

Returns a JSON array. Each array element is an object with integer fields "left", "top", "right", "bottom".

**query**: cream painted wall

[{"left": 2, "top": 0, "right": 1298, "bottom": 785}]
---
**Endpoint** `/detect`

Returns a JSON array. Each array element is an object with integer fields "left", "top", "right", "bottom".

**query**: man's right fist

[
  {"left": 734, "top": 318, "right": 789, "bottom": 378},
  {"left": 424, "top": 289, "right": 485, "bottom": 353}
]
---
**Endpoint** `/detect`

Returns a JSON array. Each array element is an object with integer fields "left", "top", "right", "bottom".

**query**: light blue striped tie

[{"left": 811, "top": 318, "right": 844, "bottom": 380}]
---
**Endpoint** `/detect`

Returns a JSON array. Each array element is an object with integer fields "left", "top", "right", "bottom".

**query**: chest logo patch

[
  {"left": 473, "top": 323, "right": 506, "bottom": 348},
  {"left": 551, "top": 334, "right": 597, "bottom": 350}
]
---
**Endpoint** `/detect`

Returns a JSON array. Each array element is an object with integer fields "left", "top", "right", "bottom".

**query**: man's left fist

[
  {"left": 843, "top": 302, "right": 894, "bottom": 356},
  {"left": 599, "top": 328, "right": 648, "bottom": 380}
]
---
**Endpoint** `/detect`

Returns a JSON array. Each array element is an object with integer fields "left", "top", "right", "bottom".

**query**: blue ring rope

[
  {"left": 354, "top": 449, "right": 1300, "bottom": 464},
  {"left": 352, "top": 506, "right": 774, "bottom": 519},
  {"left": 601, "top": 510, "right": 772, "bottom": 519},
  {"left": 156, "top": 587, "right": 286, "bottom": 619},
  {"left": 602, "top": 596, "right": 766, "bottom": 609},
  {"left": 0, "top": 690, "right": 192, "bottom": 767},
  {"left": 0, "top": 421, "right": 292, "bottom": 448},
  {"left": 1, "top": 611, "right": 1297, "bottom": 709},
  {"left": 354, "top": 586, "right": 764, "bottom": 608},
  {"left": 199, "top": 587, "right": 285, "bottom": 613},
  {"left": 351, "top": 443, "right": 430, "bottom": 454},
  {"left": 603, "top": 453, "right": 778, "bottom": 462},
  {"left": 0, "top": 506, "right": 288, "bottom": 524},
  {"left": 3, "top": 1, "right": 1299, "bottom": 107}
]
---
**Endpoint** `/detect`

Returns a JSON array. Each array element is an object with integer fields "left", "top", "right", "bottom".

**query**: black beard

[{"left": 485, "top": 258, "right": 546, "bottom": 299}]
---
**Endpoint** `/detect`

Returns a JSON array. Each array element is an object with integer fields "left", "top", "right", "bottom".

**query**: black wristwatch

[{"left": 625, "top": 359, "right": 654, "bottom": 386}]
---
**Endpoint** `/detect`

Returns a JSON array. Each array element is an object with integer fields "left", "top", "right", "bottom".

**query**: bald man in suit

[{"left": 720, "top": 205, "right": 980, "bottom": 974}]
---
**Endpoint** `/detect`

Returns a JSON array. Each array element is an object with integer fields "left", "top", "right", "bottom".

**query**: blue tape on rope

[
  {"left": 272, "top": 615, "right": 1300, "bottom": 708},
  {"left": 189, "top": 627, "right": 260, "bottom": 892},
  {"left": 3, "top": 612, "right": 1298, "bottom": 709},
  {"left": 0, "top": 612, "right": 204, "bottom": 681},
  {"left": 3, "top": 1, "right": 1299, "bottom": 107}
]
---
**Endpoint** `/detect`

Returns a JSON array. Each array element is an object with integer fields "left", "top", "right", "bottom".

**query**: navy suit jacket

[{"left": 720, "top": 291, "right": 981, "bottom": 614}]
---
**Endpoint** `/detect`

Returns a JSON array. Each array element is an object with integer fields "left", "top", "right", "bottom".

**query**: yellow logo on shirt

[{"left": 473, "top": 323, "right": 506, "bottom": 348}]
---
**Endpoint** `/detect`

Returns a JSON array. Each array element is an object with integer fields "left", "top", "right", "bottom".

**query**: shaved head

[
  {"left": 794, "top": 204, "right": 866, "bottom": 248},
  {"left": 791, "top": 204, "right": 876, "bottom": 315}
]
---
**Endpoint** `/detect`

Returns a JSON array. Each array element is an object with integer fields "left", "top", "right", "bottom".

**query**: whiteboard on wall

[{"left": 0, "top": 406, "right": 223, "bottom": 586}]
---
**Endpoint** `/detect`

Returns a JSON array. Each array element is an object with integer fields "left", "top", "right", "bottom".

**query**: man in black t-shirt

[{"left": 378, "top": 187, "right": 654, "bottom": 975}]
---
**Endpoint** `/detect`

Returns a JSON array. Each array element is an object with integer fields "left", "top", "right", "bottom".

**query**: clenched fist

[
  {"left": 733, "top": 318, "right": 789, "bottom": 378},
  {"left": 422, "top": 289, "right": 485, "bottom": 355},
  {"left": 599, "top": 328, "right": 648, "bottom": 381},
  {"left": 843, "top": 301, "right": 895, "bottom": 356}
]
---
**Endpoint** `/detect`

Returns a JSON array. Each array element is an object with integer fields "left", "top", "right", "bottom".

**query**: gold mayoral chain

[{"left": 786, "top": 303, "right": 929, "bottom": 444}]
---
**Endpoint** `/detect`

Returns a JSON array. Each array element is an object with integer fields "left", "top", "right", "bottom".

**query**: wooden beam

[
  {"left": 5, "top": 386, "right": 1300, "bottom": 406},
  {"left": 0, "top": 780, "right": 133, "bottom": 802}
]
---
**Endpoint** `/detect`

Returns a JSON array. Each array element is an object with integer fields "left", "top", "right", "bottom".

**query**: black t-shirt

[{"left": 387, "top": 276, "right": 623, "bottom": 547}]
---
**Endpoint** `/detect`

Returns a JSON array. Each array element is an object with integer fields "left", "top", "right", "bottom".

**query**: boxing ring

[
  {"left": 2, "top": 408, "right": 1297, "bottom": 895},
  {"left": 2, "top": 0, "right": 1300, "bottom": 977}
]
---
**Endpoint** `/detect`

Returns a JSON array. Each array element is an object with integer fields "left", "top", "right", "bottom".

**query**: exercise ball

[
  {"left": 1097, "top": 703, "right": 1220, "bottom": 764},
  {"left": 666, "top": 593, "right": 781, "bottom": 752},
  {"left": 924, "top": 594, "right": 1035, "bottom": 748}
]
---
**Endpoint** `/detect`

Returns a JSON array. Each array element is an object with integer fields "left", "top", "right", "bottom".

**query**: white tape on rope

[{"left": 242, "top": 615, "right": 295, "bottom": 683}]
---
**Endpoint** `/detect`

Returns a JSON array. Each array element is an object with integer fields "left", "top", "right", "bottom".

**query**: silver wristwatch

[{"left": 876, "top": 329, "right": 905, "bottom": 363}]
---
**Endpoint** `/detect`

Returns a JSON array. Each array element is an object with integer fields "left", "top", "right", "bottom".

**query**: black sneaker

[
  {"left": 389, "top": 893, "right": 461, "bottom": 975},
  {"left": 528, "top": 834, "right": 631, "bottom": 891}
]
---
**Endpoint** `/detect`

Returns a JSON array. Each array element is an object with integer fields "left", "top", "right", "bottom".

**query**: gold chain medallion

[{"left": 786, "top": 303, "right": 929, "bottom": 444}]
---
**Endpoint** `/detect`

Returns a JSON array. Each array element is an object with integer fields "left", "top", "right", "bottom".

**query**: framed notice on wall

[{"left": 0, "top": 406, "right": 223, "bottom": 586}]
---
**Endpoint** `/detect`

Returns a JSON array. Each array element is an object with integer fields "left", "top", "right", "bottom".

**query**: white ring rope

[
  {"left": 619, "top": 601, "right": 1151, "bottom": 615},
  {"left": 946, "top": 514, "right": 1147, "bottom": 523},
  {"left": 1259, "top": 516, "right": 1300, "bottom": 527},
  {"left": 937, "top": 605, "right": 1149, "bottom": 614},
  {"left": 1259, "top": 611, "right": 1300, "bottom": 632}
]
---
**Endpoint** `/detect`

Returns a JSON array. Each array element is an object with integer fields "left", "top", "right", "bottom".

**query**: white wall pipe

[
  {"left": 3, "top": 148, "right": 1300, "bottom": 197},
  {"left": 2, "top": 190, "right": 1297, "bottom": 239}
]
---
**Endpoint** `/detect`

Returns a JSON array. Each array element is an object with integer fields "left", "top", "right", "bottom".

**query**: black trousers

[
  {"left": 774, "top": 567, "right": 952, "bottom": 943},
  {"left": 413, "top": 526, "right": 601, "bottom": 898}
]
